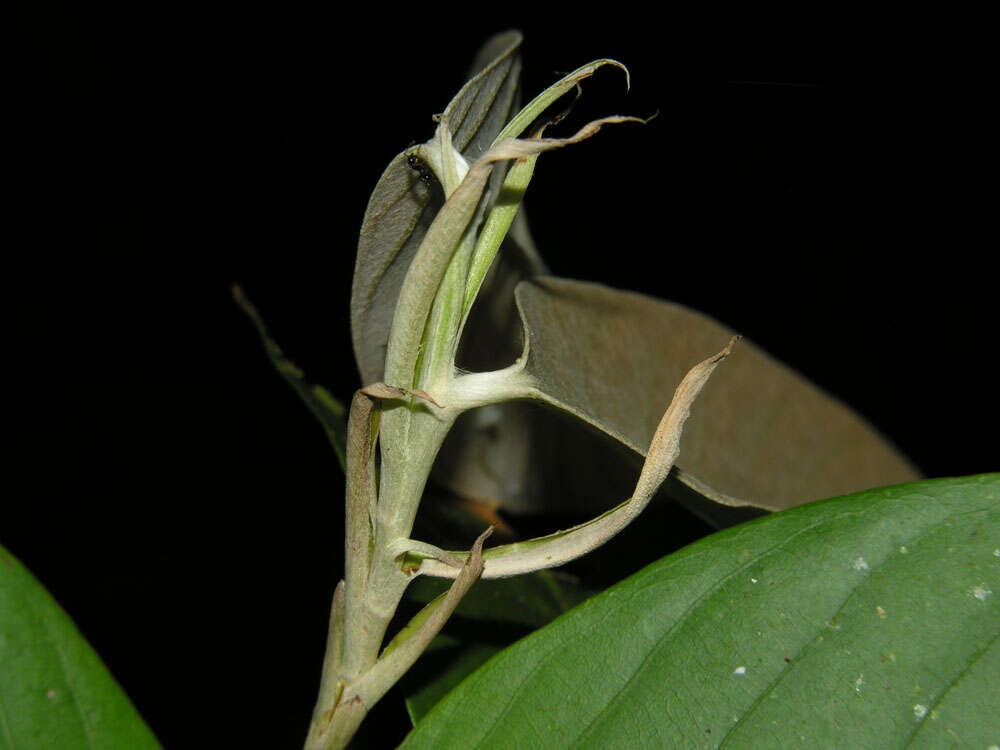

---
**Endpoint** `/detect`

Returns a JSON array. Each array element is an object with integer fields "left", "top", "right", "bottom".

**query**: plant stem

[{"left": 307, "top": 400, "right": 457, "bottom": 749}]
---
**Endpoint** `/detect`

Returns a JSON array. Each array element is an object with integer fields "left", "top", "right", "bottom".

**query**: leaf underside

[
  {"left": 0, "top": 545, "right": 160, "bottom": 749},
  {"left": 438, "top": 276, "right": 920, "bottom": 516},
  {"left": 401, "top": 474, "right": 1000, "bottom": 748}
]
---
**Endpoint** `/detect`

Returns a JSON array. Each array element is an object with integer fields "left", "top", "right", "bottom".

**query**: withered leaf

[{"left": 417, "top": 338, "right": 737, "bottom": 579}]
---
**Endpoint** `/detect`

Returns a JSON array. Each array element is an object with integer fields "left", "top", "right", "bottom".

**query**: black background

[{"left": 5, "top": 7, "right": 993, "bottom": 748}]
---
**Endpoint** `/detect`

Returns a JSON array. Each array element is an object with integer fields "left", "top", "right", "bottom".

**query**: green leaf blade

[
  {"left": 0, "top": 545, "right": 160, "bottom": 749},
  {"left": 404, "top": 641, "right": 501, "bottom": 727},
  {"left": 400, "top": 475, "right": 1000, "bottom": 748}
]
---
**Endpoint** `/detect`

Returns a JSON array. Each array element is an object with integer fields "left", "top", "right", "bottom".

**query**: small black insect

[{"left": 406, "top": 152, "right": 436, "bottom": 184}]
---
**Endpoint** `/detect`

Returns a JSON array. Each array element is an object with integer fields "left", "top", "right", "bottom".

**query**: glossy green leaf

[
  {"left": 402, "top": 571, "right": 593, "bottom": 726},
  {"left": 401, "top": 474, "right": 1000, "bottom": 748},
  {"left": 404, "top": 641, "right": 500, "bottom": 726},
  {"left": 0, "top": 545, "right": 159, "bottom": 749}
]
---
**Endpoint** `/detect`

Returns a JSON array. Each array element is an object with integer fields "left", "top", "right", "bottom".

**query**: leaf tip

[
  {"left": 231, "top": 282, "right": 257, "bottom": 319},
  {"left": 601, "top": 59, "right": 631, "bottom": 92},
  {"left": 716, "top": 334, "right": 742, "bottom": 361},
  {"left": 471, "top": 525, "right": 495, "bottom": 557},
  {"left": 409, "top": 388, "right": 443, "bottom": 409}
]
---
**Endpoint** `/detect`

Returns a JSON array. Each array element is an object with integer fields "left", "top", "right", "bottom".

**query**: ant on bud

[{"left": 406, "top": 151, "right": 436, "bottom": 185}]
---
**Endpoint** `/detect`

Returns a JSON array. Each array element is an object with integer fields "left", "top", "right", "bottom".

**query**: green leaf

[
  {"left": 232, "top": 284, "right": 347, "bottom": 471},
  {"left": 401, "top": 570, "right": 594, "bottom": 727},
  {"left": 404, "top": 641, "right": 500, "bottom": 726},
  {"left": 0, "top": 544, "right": 160, "bottom": 749},
  {"left": 401, "top": 474, "right": 1000, "bottom": 748}
]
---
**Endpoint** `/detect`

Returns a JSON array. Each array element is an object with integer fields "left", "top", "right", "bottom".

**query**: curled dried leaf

[
  {"left": 347, "top": 527, "right": 492, "bottom": 703},
  {"left": 413, "top": 340, "right": 737, "bottom": 579}
]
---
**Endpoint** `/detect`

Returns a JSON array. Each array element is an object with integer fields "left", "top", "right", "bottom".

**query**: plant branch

[{"left": 305, "top": 528, "right": 492, "bottom": 750}]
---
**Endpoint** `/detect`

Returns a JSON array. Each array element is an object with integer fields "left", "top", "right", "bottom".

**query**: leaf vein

[
  {"left": 903, "top": 624, "right": 1000, "bottom": 746},
  {"left": 23, "top": 588, "right": 97, "bottom": 749},
  {"left": 570, "top": 514, "right": 835, "bottom": 747},
  {"left": 718, "top": 505, "right": 995, "bottom": 746}
]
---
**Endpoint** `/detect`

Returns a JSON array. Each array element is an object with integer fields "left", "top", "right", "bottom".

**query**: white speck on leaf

[
  {"left": 750, "top": 577, "right": 758, "bottom": 584},
  {"left": 969, "top": 584, "right": 993, "bottom": 602},
  {"left": 913, "top": 704, "right": 928, "bottom": 719},
  {"left": 900, "top": 546, "right": 908, "bottom": 554},
  {"left": 854, "top": 674, "right": 864, "bottom": 694},
  {"left": 993, "top": 548, "right": 999, "bottom": 558},
  {"left": 876, "top": 606, "right": 887, "bottom": 619},
  {"left": 852, "top": 556, "right": 870, "bottom": 572},
  {"left": 734, "top": 666, "right": 746, "bottom": 675}
]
